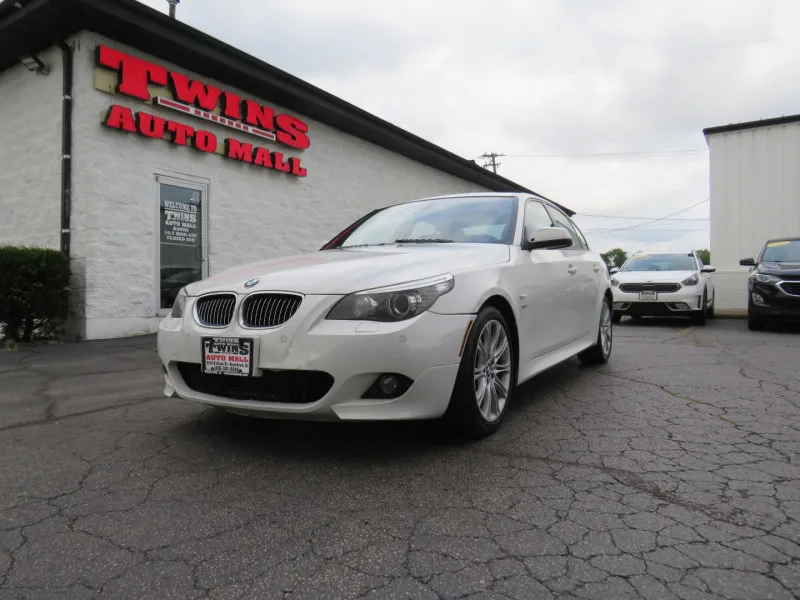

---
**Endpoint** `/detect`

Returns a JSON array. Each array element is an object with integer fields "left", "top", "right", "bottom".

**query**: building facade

[
  {"left": 703, "top": 115, "right": 800, "bottom": 311},
  {"left": 0, "top": 0, "right": 549, "bottom": 340}
]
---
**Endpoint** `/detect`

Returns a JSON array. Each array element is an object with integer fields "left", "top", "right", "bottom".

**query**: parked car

[
  {"left": 609, "top": 250, "right": 716, "bottom": 325},
  {"left": 157, "top": 192, "right": 614, "bottom": 439},
  {"left": 740, "top": 237, "right": 800, "bottom": 331}
]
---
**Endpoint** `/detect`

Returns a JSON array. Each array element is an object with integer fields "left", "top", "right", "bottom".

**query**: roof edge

[{"left": 703, "top": 113, "right": 800, "bottom": 136}]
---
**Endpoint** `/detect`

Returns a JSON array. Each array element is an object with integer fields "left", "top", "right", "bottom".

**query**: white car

[
  {"left": 609, "top": 250, "right": 716, "bottom": 325},
  {"left": 157, "top": 192, "right": 614, "bottom": 439}
]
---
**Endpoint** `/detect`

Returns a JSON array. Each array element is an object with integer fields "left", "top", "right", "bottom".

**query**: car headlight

[
  {"left": 610, "top": 277, "right": 619, "bottom": 287},
  {"left": 681, "top": 273, "right": 699, "bottom": 286},
  {"left": 752, "top": 273, "right": 780, "bottom": 285},
  {"left": 170, "top": 287, "right": 188, "bottom": 318},
  {"left": 326, "top": 274, "right": 455, "bottom": 322}
]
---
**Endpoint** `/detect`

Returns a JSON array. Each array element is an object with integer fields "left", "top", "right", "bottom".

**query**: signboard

[
  {"left": 94, "top": 44, "right": 309, "bottom": 178},
  {"left": 161, "top": 196, "right": 199, "bottom": 246}
]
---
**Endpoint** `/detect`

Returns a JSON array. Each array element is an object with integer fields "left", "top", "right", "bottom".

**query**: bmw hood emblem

[{"left": 244, "top": 278, "right": 259, "bottom": 288}]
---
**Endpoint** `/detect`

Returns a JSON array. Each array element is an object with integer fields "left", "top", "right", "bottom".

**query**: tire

[
  {"left": 443, "top": 306, "right": 517, "bottom": 440},
  {"left": 706, "top": 290, "right": 715, "bottom": 318},
  {"left": 747, "top": 311, "right": 766, "bottom": 331},
  {"left": 578, "top": 295, "right": 613, "bottom": 366},
  {"left": 611, "top": 312, "right": 622, "bottom": 324}
]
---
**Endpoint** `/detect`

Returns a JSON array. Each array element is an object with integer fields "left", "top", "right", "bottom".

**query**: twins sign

[{"left": 95, "top": 44, "right": 309, "bottom": 177}]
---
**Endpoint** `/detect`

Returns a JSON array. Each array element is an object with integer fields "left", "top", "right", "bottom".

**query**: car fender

[{"left": 429, "top": 265, "right": 519, "bottom": 320}]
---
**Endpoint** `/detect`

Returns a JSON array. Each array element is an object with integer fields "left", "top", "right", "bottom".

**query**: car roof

[
  {"left": 764, "top": 236, "right": 800, "bottom": 244},
  {"left": 398, "top": 192, "right": 576, "bottom": 217}
]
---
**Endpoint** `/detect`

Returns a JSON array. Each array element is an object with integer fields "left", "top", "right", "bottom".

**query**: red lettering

[
  {"left": 225, "top": 138, "right": 253, "bottom": 163},
  {"left": 167, "top": 121, "right": 194, "bottom": 145},
  {"left": 222, "top": 91, "right": 242, "bottom": 120},
  {"left": 96, "top": 45, "right": 167, "bottom": 101},
  {"left": 243, "top": 100, "right": 275, "bottom": 130},
  {"left": 193, "top": 130, "right": 217, "bottom": 153},
  {"left": 253, "top": 147, "right": 273, "bottom": 168},
  {"left": 102, "top": 104, "right": 136, "bottom": 132},
  {"left": 272, "top": 151, "right": 291, "bottom": 173},
  {"left": 276, "top": 114, "right": 311, "bottom": 150},
  {"left": 289, "top": 157, "right": 308, "bottom": 177},
  {"left": 135, "top": 112, "right": 166, "bottom": 139},
  {"left": 168, "top": 72, "right": 222, "bottom": 111}
]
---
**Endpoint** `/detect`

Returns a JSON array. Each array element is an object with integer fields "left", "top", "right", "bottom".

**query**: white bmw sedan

[
  {"left": 157, "top": 192, "right": 614, "bottom": 438},
  {"left": 610, "top": 251, "right": 716, "bottom": 325}
]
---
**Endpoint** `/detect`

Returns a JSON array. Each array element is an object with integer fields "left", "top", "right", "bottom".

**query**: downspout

[{"left": 58, "top": 39, "right": 73, "bottom": 257}]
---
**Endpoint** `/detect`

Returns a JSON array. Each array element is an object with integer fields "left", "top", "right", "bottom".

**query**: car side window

[
  {"left": 523, "top": 201, "right": 554, "bottom": 238},
  {"left": 543, "top": 204, "right": 581, "bottom": 249}
]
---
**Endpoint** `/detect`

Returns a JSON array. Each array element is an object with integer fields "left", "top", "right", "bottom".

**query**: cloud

[{"left": 135, "top": 0, "right": 798, "bottom": 256}]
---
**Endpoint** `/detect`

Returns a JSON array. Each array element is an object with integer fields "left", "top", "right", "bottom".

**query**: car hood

[
  {"left": 757, "top": 262, "right": 800, "bottom": 277},
  {"left": 185, "top": 244, "right": 511, "bottom": 296},
  {"left": 613, "top": 270, "right": 696, "bottom": 283}
]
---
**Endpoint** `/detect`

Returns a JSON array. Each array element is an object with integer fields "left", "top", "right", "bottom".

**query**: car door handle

[{"left": 567, "top": 265, "right": 577, "bottom": 275}]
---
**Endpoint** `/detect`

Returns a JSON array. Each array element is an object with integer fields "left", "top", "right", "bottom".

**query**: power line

[
  {"left": 581, "top": 199, "right": 709, "bottom": 233},
  {"left": 584, "top": 228, "right": 709, "bottom": 233},
  {"left": 576, "top": 213, "right": 709, "bottom": 221},
  {"left": 499, "top": 149, "right": 707, "bottom": 159}
]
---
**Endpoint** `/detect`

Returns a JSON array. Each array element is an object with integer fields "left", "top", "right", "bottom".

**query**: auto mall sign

[{"left": 95, "top": 45, "right": 309, "bottom": 177}]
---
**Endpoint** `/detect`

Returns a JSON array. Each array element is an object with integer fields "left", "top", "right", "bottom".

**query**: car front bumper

[
  {"left": 748, "top": 281, "right": 800, "bottom": 322},
  {"left": 157, "top": 293, "right": 474, "bottom": 421},
  {"left": 611, "top": 285, "right": 704, "bottom": 317}
]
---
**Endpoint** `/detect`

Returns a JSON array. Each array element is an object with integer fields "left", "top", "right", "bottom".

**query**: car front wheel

[
  {"left": 444, "top": 306, "right": 516, "bottom": 440},
  {"left": 578, "top": 295, "right": 613, "bottom": 365}
]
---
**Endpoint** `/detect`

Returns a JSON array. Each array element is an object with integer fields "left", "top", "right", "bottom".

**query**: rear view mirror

[
  {"left": 701, "top": 265, "right": 716, "bottom": 273},
  {"left": 522, "top": 227, "right": 573, "bottom": 251},
  {"left": 739, "top": 258, "right": 755, "bottom": 266},
  {"left": 609, "top": 266, "right": 619, "bottom": 274}
]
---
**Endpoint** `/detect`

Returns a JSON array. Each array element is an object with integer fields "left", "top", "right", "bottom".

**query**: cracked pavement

[{"left": 1, "top": 318, "right": 799, "bottom": 599}]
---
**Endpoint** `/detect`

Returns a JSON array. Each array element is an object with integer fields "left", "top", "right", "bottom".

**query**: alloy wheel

[
  {"left": 600, "top": 299, "right": 612, "bottom": 357},
  {"left": 473, "top": 319, "right": 512, "bottom": 422}
]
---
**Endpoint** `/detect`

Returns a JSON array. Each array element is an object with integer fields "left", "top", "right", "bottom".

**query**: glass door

[{"left": 155, "top": 174, "right": 208, "bottom": 314}]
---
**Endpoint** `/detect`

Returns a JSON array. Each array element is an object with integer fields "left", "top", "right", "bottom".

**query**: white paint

[
  {"left": 0, "top": 46, "right": 63, "bottom": 249},
  {"left": 61, "top": 31, "right": 493, "bottom": 340},
  {"left": 705, "top": 121, "right": 800, "bottom": 310}
]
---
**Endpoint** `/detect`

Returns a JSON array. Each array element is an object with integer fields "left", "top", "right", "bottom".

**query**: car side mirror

[
  {"left": 609, "top": 266, "right": 619, "bottom": 274},
  {"left": 739, "top": 258, "right": 755, "bottom": 266},
  {"left": 522, "top": 227, "right": 573, "bottom": 251},
  {"left": 701, "top": 265, "right": 716, "bottom": 273}
]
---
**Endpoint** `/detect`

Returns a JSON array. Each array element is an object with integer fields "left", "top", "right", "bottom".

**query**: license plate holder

[
  {"left": 639, "top": 290, "right": 658, "bottom": 301},
  {"left": 201, "top": 337, "right": 256, "bottom": 376}
]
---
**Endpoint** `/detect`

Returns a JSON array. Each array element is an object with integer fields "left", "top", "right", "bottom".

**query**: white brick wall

[
  {"left": 68, "top": 31, "right": 491, "bottom": 339},
  {"left": 0, "top": 45, "right": 63, "bottom": 249}
]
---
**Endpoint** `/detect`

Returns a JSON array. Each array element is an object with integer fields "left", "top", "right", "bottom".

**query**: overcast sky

[{"left": 138, "top": 0, "right": 800, "bottom": 257}]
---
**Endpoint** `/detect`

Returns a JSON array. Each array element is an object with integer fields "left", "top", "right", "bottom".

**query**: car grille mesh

[
  {"left": 195, "top": 293, "right": 237, "bottom": 327},
  {"left": 241, "top": 293, "right": 302, "bottom": 328},
  {"left": 779, "top": 281, "right": 800, "bottom": 296},
  {"left": 619, "top": 283, "right": 681, "bottom": 293}
]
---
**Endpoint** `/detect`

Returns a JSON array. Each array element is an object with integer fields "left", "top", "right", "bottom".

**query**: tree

[
  {"left": 695, "top": 248, "right": 710, "bottom": 265},
  {"left": 600, "top": 248, "right": 628, "bottom": 269}
]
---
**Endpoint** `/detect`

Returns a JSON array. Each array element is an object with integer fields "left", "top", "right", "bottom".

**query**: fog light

[
  {"left": 752, "top": 293, "right": 765, "bottom": 306},
  {"left": 613, "top": 302, "right": 624, "bottom": 309},
  {"left": 362, "top": 373, "right": 413, "bottom": 399},
  {"left": 674, "top": 302, "right": 689, "bottom": 309}
]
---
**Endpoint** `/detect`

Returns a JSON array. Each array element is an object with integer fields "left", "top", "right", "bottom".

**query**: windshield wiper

[
  {"left": 395, "top": 238, "right": 454, "bottom": 244},
  {"left": 340, "top": 242, "right": 395, "bottom": 249}
]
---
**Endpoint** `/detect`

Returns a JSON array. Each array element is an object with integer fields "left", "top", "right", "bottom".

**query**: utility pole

[
  {"left": 479, "top": 152, "right": 504, "bottom": 174},
  {"left": 167, "top": 0, "right": 180, "bottom": 19}
]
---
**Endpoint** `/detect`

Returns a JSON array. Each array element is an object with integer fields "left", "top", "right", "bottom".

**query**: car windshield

[
  {"left": 620, "top": 253, "right": 697, "bottom": 272},
  {"left": 338, "top": 196, "right": 519, "bottom": 247},
  {"left": 760, "top": 239, "right": 800, "bottom": 263}
]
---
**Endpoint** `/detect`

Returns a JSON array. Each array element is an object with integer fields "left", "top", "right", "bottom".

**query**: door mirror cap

[
  {"left": 739, "top": 258, "right": 755, "bottom": 266},
  {"left": 522, "top": 227, "right": 573, "bottom": 251},
  {"left": 701, "top": 265, "right": 716, "bottom": 273},
  {"left": 609, "top": 266, "right": 620, "bottom": 274}
]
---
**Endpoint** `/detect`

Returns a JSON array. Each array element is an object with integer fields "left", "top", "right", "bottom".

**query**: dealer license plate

[
  {"left": 201, "top": 337, "right": 254, "bottom": 376},
  {"left": 639, "top": 290, "right": 657, "bottom": 301}
]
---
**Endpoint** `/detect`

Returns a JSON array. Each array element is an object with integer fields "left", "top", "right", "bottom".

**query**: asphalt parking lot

[{"left": 1, "top": 318, "right": 799, "bottom": 600}]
